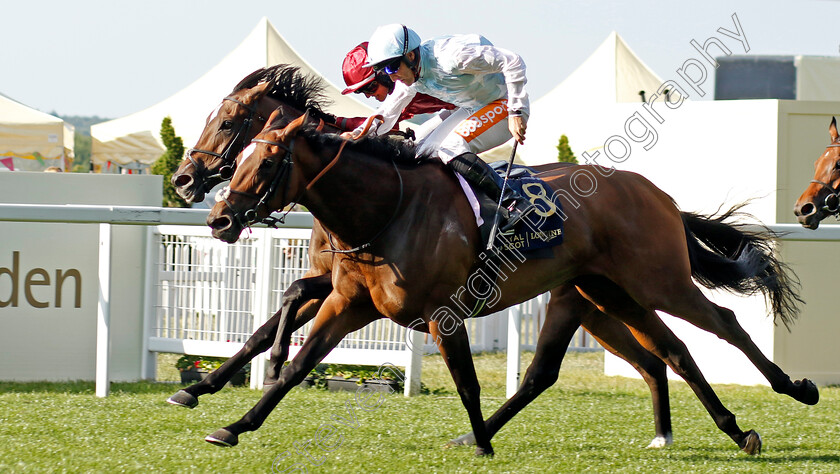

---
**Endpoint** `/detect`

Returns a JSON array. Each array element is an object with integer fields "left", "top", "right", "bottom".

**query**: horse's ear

[
  {"left": 267, "top": 107, "right": 284, "bottom": 127},
  {"left": 831, "top": 117, "right": 838, "bottom": 143},
  {"left": 252, "top": 80, "right": 272, "bottom": 98},
  {"left": 283, "top": 110, "right": 310, "bottom": 137}
]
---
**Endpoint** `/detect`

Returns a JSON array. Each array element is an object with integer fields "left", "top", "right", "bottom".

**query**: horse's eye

[
  {"left": 260, "top": 159, "right": 275, "bottom": 170},
  {"left": 221, "top": 120, "right": 234, "bottom": 131},
  {"left": 835, "top": 160, "right": 840, "bottom": 171}
]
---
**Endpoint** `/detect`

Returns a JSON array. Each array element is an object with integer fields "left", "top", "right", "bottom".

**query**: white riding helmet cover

[{"left": 363, "top": 24, "right": 421, "bottom": 68}]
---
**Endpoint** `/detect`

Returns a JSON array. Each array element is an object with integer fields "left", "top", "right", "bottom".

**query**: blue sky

[{"left": 2, "top": 0, "right": 838, "bottom": 117}]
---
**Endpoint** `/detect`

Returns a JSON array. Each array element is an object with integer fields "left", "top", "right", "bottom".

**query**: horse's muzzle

[
  {"left": 207, "top": 212, "right": 241, "bottom": 243},
  {"left": 172, "top": 172, "right": 205, "bottom": 204},
  {"left": 793, "top": 201, "right": 821, "bottom": 229}
]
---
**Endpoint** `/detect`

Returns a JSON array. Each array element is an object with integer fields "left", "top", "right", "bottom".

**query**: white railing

[
  {"left": 6, "top": 203, "right": 832, "bottom": 398},
  {"left": 144, "top": 225, "right": 583, "bottom": 394}
]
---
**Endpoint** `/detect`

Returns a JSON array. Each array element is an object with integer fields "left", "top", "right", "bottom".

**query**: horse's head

[
  {"left": 172, "top": 81, "right": 278, "bottom": 203},
  {"left": 207, "top": 110, "right": 311, "bottom": 243},
  {"left": 794, "top": 117, "right": 840, "bottom": 229},
  {"left": 173, "top": 64, "right": 332, "bottom": 204}
]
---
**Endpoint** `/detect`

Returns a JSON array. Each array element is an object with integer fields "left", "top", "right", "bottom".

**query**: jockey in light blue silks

[{"left": 344, "top": 24, "right": 533, "bottom": 232}]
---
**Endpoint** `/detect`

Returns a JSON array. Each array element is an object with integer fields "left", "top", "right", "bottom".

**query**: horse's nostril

[
  {"left": 209, "top": 216, "right": 232, "bottom": 231},
  {"left": 799, "top": 203, "right": 816, "bottom": 217},
  {"left": 173, "top": 173, "right": 193, "bottom": 187}
]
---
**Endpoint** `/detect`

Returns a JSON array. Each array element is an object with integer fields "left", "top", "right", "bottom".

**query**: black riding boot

[{"left": 447, "top": 152, "right": 533, "bottom": 232}]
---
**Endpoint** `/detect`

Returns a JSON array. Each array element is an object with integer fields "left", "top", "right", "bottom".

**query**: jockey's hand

[{"left": 509, "top": 115, "right": 526, "bottom": 144}]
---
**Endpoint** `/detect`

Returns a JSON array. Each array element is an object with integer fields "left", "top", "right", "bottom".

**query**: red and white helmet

[{"left": 340, "top": 42, "right": 376, "bottom": 95}]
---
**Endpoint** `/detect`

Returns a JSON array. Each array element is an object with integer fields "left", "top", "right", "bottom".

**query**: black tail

[{"left": 680, "top": 204, "right": 804, "bottom": 329}]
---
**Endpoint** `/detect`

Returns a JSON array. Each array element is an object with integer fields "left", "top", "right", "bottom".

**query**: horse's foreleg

[
  {"left": 265, "top": 273, "right": 333, "bottom": 383},
  {"left": 576, "top": 279, "right": 760, "bottom": 454},
  {"left": 582, "top": 314, "right": 673, "bottom": 448},
  {"left": 167, "top": 274, "right": 332, "bottom": 408},
  {"left": 205, "top": 296, "right": 378, "bottom": 447},
  {"left": 447, "top": 286, "right": 585, "bottom": 449},
  {"left": 430, "top": 320, "right": 494, "bottom": 456}
]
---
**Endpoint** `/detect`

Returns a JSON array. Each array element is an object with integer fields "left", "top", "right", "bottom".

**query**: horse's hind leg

[
  {"left": 655, "top": 287, "right": 818, "bottom": 406},
  {"left": 167, "top": 274, "right": 331, "bottom": 408},
  {"left": 582, "top": 314, "right": 672, "bottom": 448},
  {"left": 575, "top": 276, "right": 761, "bottom": 454},
  {"left": 264, "top": 273, "right": 333, "bottom": 384},
  {"left": 448, "top": 285, "right": 672, "bottom": 449}
]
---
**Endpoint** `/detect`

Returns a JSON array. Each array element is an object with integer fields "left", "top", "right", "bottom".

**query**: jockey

[
  {"left": 347, "top": 24, "right": 532, "bottom": 232},
  {"left": 338, "top": 42, "right": 455, "bottom": 131}
]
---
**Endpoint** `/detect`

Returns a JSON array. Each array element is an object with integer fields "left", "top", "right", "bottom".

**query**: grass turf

[{"left": 0, "top": 351, "right": 837, "bottom": 473}]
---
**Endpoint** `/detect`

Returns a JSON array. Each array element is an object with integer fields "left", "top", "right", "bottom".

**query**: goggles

[
  {"left": 374, "top": 57, "right": 403, "bottom": 75},
  {"left": 358, "top": 80, "right": 380, "bottom": 95}
]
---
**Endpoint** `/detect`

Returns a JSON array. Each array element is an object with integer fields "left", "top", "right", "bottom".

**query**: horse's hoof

[
  {"left": 205, "top": 428, "right": 238, "bottom": 447},
  {"left": 474, "top": 446, "right": 494, "bottom": 457},
  {"left": 795, "top": 379, "right": 819, "bottom": 405},
  {"left": 444, "top": 432, "right": 476, "bottom": 448},
  {"left": 645, "top": 433, "right": 673, "bottom": 449},
  {"left": 166, "top": 390, "right": 198, "bottom": 409},
  {"left": 740, "top": 430, "right": 762, "bottom": 455}
]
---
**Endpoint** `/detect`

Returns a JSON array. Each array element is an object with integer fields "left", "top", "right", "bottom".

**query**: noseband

[
  {"left": 186, "top": 96, "right": 264, "bottom": 194},
  {"left": 809, "top": 143, "right": 840, "bottom": 214},
  {"left": 220, "top": 137, "right": 296, "bottom": 230}
]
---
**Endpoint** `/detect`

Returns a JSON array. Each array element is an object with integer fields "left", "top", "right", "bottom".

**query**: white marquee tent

[
  {"left": 480, "top": 32, "right": 665, "bottom": 166},
  {"left": 0, "top": 93, "right": 74, "bottom": 171},
  {"left": 91, "top": 17, "right": 373, "bottom": 168}
]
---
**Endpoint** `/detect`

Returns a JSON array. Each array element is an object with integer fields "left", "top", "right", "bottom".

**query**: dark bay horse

[
  {"left": 171, "top": 64, "right": 342, "bottom": 204},
  {"left": 168, "top": 73, "right": 680, "bottom": 448},
  {"left": 794, "top": 116, "right": 840, "bottom": 228},
  {"left": 203, "top": 113, "right": 815, "bottom": 456}
]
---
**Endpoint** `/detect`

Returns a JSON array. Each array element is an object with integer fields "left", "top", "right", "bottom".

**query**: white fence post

[
  {"left": 404, "top": 331, "right": 423, "bottom": 396},
  {"left": 251, "top": 229, "right": 273, "bottom": 389},
  {"left": 95, "top": 223, "right": 112, "bottom": 398},
  {"left": 140, "top": 227, "right": 158, "bottom": 380},
  {"left": 506, "top": 304, "right": 522, "bottom": 398}
]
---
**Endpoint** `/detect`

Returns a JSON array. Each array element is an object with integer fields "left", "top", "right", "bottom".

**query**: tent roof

[
  {"left": 0, "top": 93, "right": 74, "bottom": 165},
  {"left": 482, "top": 32, "right": 664, "bottom": 165},
  {"left": 92, "top": 17, "right": 373, "bottom": 165},
  {"left": 0, "top": 93, "right": 65, "bottom": 126}
]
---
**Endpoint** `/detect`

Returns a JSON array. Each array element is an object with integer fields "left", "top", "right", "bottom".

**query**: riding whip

[{"left": 486, "top": 140, "right": 518, "bottom": 251}]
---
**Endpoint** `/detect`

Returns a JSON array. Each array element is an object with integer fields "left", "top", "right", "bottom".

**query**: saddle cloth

[{"left": 473, "top": 162, "right": 565, "bottom": 256}]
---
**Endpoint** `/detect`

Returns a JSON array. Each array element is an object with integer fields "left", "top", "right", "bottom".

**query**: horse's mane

[
  {"left": 233, "top": 64, "right": 333, "bottom": 119},
  {"left": 296, "top": 126, "right": 432, "bottom": 166}
]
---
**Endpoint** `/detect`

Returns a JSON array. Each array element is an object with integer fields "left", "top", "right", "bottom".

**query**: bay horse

[
  {"left": 794, "top": 116, "right": 840, "bottom": 229},
  {"left": 171, "top": 64, "right": 342, "bottom": 204},
  {"left": 168, "top": 71, "right": 681, "bottom": 448},
  {"left": 202, "top": 112, "right": 815, "bottom": 456}
]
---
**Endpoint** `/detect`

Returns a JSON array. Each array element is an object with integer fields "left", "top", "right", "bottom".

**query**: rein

[
  {"left": 220, "top": 123, "right": 405, "bottom": 254},
  {"left": 187, "top": 96, "right": 264, "bottom": 194},
  {"left": 810, "top": 143, "right": 840, "bottom": 214},
  {"left": 323, "top": 159, "right": 404, "bottom": 254}
]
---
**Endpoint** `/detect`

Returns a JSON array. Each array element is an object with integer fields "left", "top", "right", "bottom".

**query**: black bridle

[
  {"left": 219, "top": 134, "right": 404, "bottom": 254},
  {"left": 809, "top": 143, "right": 840, "bottom": 214},
  {"left": 219, "top": 137, "right": 296, "bottom": 230},
  {"left": 186, "top": 96, "right": 264, "bottom": 195}
]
